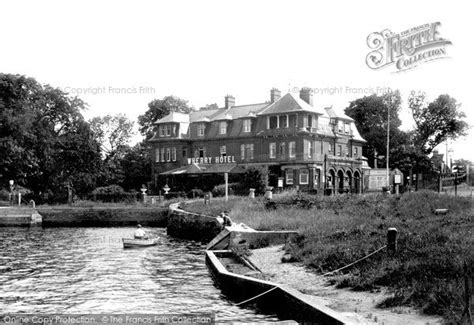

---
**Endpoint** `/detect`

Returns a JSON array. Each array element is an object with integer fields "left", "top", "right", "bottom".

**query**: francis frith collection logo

[{"left": 366, "top": 22, "right": 452, "bottom": 72}]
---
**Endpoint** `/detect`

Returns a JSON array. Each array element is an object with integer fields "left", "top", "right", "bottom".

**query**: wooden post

[
  {"left": 224, "top": 172, "right": 229, "bottom": 202},
  {"left": 387, "top": 228, "right": 398, "bottom": 254},
  {"left": 438, "top": 172, "right": 442, "bottom": 193},
  {"left": 455, "top": 173, "right": 458, "bottom": 197}
]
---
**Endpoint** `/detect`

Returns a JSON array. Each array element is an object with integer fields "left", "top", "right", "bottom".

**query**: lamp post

[{"left": 9, "top": 180, "right": 14, "bottom": 205}]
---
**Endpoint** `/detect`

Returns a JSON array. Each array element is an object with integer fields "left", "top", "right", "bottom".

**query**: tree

[
  {"left": 0, "top": 73, "right": 103, "bottom": 202},
  {"left": 409, "top": 92, "right": 469, "bottom": 154},
  {"left": 89, "top": 114, "right": 135, "bottom": 158},
  {"left": 345, "top": 90, "right": 403, "bottom": 168},
  {"left": 119, "top": 142, "right": 151, "bottom": 191},
  {"left": 199, "top": 103, "right": 219, "bottom": 110},
  {"left": 138, "top": 96, "right": 193, "bottom": 139}
]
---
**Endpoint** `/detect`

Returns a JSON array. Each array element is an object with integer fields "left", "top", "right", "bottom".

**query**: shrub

[
  {"left": 212, "top": 184, "right": 234, "bottom": 197},
  {"left": 233, "top": 166, "right": 268, "bottom": 195},
  {"left": 92, "top": 185, "right": 125, "bottom": 195},
  {"left": 188, "top": 189, "right": 205, "bottom": 198}
]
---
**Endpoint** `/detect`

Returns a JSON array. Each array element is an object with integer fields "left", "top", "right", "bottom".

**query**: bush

[
  {"left": 91, "top": 185, "right": 139, "bottom": 203},
  {"left": 230, "top": 166, "right": 269, "bottom": 195},
  {"left": 212, "top": 184, "right": 234, "bottom": 197},
  {"left": 92, "top": 185, "right": 125, "bottom": 195},
  {"left": 187, "top": 189, "right": 205, "bottom": 198}
]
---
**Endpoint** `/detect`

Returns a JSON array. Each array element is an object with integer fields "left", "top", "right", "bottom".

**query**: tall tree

[
  {"left": 89, "top": 114, "right": 135, "bottom": 158},
  {"left": 138, "top": 96, "right": 192, "bottom": 139},
  {"left": 409, "top": 92, "right": 469, "bottom": 154},
  {"left": 119, "top": 142, "right": 151, "bottom": 191},
  {"left": 0, "top": 73, "right": 103, "bottom": 201},
  {"left": 345, "top": 90, "right": 403, "bottom": 168}
]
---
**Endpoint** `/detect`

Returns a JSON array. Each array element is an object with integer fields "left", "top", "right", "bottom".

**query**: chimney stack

[
  {"left": 299, "top": 87, "right": 313, "bottom": 106},
  {"left": 225, "top": 95, "right": 235, "bottom": 109},
  {"left": 270, "top": 88, "right": 281, "bottom": 103}
]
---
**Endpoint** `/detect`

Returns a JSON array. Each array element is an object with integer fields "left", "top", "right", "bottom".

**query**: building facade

[{"left": 149, "top": 88, "right": 368, "bottom": 193}]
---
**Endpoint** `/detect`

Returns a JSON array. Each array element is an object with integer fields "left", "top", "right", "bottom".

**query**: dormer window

[
  {"left": 344, "top": 122, "right": 350, "bottom": 134},
  {"left": 219, "top": 121, "right": 227, "bottom": 135},
  {"left": 166, "top": 125, "right": 172, "bottom": 136},
  {"left": 243, "top": 119, "right": 251, "bottom": 133},
  {"left": 338, "top": 120, "right": 344, "bottom": 133},
  {"left": 198, "top": 123, "right": 205, "bottom": 137},
  {"left": 159, "top": 125, "right": 165, "bottom": 137}
]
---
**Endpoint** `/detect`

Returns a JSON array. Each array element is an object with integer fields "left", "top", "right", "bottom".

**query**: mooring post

[{"left": 387, "top": 228, "right": 398, "bottom": 254}]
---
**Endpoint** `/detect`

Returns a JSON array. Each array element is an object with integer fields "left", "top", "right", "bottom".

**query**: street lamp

[{"left": 9, "top": 180, "right": 14, "bottom": 205}]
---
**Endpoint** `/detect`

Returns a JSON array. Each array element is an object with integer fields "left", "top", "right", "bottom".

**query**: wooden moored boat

[{"left": 122, "top": 238, "right": 159, "bottom": 248}]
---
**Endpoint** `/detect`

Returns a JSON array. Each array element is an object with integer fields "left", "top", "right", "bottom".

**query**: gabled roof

[
  {"left": 325, "top": 106, "right": 354, "bottom": 121},
  {"left": 154, "top": 111, "right": 189, "bottom": 124},
  {"left": 257, "top": 93, "right": 326, "bottom": 116}
]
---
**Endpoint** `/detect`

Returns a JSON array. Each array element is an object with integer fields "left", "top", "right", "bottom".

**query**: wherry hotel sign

[{"left": 366, "top": 22, "right": 452, "bottom": 72}]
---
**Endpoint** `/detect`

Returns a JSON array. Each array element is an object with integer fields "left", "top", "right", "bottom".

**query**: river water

[{"left": 0, "top": 227, "right": 279, "bottom": 322}]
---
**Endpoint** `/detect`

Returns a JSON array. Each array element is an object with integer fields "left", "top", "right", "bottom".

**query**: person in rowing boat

[{"left": 134, "top": 224, "right": 148, "bottom": 239}]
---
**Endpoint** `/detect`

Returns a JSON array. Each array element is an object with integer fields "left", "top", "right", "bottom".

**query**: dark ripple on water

[{"left": 0, "top": 227, "right": 279, "bottom": 322}]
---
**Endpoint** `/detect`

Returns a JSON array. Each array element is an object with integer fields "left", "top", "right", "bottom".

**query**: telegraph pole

[{"left": 386, "top": 99, "right": 390, "bottom": 190}]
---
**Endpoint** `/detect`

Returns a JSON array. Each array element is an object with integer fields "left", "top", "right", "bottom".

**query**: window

[
  {"left": 338, "top": 120, "right": 344, "bottom": 133},
  {"left": 289, "top": 141, "right": 296, "bottom": 158},
  {"left": 172, "top": 147, "right": 176, "bottom": 161},
  {"left": 166, "top": 125, "right": 172, "bottom": 136},
  {"left": 269, "top": 116, "right": 278, "bottom": 129},
  {"left": 289, "top": 114, "right": 297, "bottom": 128},
  {"left": 354, "top": 147, "right": 358, "bottom": 157},
  {"left": 337, "top": 145, "right": 342, "bottom": 157},
  {"left": 307, "top": 140, "right": 312, "bottom": 158},
  {"left": 182, "top": 148, "right": 187, "bottom": 158},
  {"left": 303, "top": 115, "right": 308, "bottom": 128},
  {"left": 241, "top": 144, "right": 254, "bottom": 159},
  {"left": 308, "top": 115, "right": 313, "bottom": 128},
  {"left": 314, "top": 140, "right": 321, "bottom": 155},
  {"left": 243, "top": 119, "right": 251, "bottom": 133},
  {"left": 220, "top": 145, "right": 227, "bottom": 157},
  {"left": 269, "top": 143, "right": 276, "bottom": 158},
  {"left": 286, "top": 169, "right": 293, "bottom": 185},
  {"left": 160, "top": 148, "right": 165, "bottom": 162},
  {"left": 219, "top": 121, "right": 227, "bottom": 135},
  {"left": 328, "top": 143, "right": 332, "bottom": 153},
  {"left": 155, "top": 148, "right": 160, "bottom": 162},
  {"left": 345, "top": 144, "right": 350, "bottom": 157},
  {"left": 279, "top": 115, "right": 288, "bottom": 128},
  {"left": 159, "top": 125, "right": 165, "bottom": 137},
  {"left": 199, "top": 147, "right": 205, "bottom": 158},
  {"left": 344, "top": 122, "right": 350, "bottom": 134},
  {"left": 279, "top": 142, "right": 286, "bottom": 158},
  {"left": 198, "top": 123, "right": 205, "bottom": 136},
  {"left": 300, "top": 169, "right": 309, "bottom": 184},
  {"left": 166, "top": 148, "right": 171, "bottom": 162}
]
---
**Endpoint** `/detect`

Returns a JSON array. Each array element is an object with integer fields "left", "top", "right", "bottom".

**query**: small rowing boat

[{"left": 122, "top": 238, "right": 159, "bottom": 248}]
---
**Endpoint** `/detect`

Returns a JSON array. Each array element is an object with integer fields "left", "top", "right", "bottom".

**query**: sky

[{"left": 1, "top": 0, "right": 473, "bottom": 163}]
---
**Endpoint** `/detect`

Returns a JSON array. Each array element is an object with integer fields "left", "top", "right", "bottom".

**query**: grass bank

[{"left": 184, "top": 190, "right": 473, "bottom": 323}]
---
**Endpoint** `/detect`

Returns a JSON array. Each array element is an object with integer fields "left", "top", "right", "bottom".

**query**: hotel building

[{"left": 149, "top": 88, "right": 368, "bottom": 194}]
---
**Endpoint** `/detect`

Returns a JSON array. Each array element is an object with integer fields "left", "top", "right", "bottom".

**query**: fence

[
  {"left": 87, "top": 192, "right": 142, "bottom": 203},
  {"left": 414, "top": 172, "right": 468, "bottom": 194}
]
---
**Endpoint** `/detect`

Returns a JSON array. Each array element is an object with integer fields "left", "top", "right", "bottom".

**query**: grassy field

[{"left": 183, "top": 190, "right": 473, "bottom": 323}]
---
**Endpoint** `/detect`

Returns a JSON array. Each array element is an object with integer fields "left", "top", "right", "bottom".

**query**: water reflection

[{"left": 0, "top": 227, "right": 278, "bottom": 322}]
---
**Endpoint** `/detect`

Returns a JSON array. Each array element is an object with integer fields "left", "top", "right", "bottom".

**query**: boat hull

[{"left": 122, "top": 238, "right": 159, "bottom": 248}]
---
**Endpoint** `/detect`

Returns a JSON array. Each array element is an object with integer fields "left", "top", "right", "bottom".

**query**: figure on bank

[{"left": 134, "top": 224, "right": 148, "bottom": 239}]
